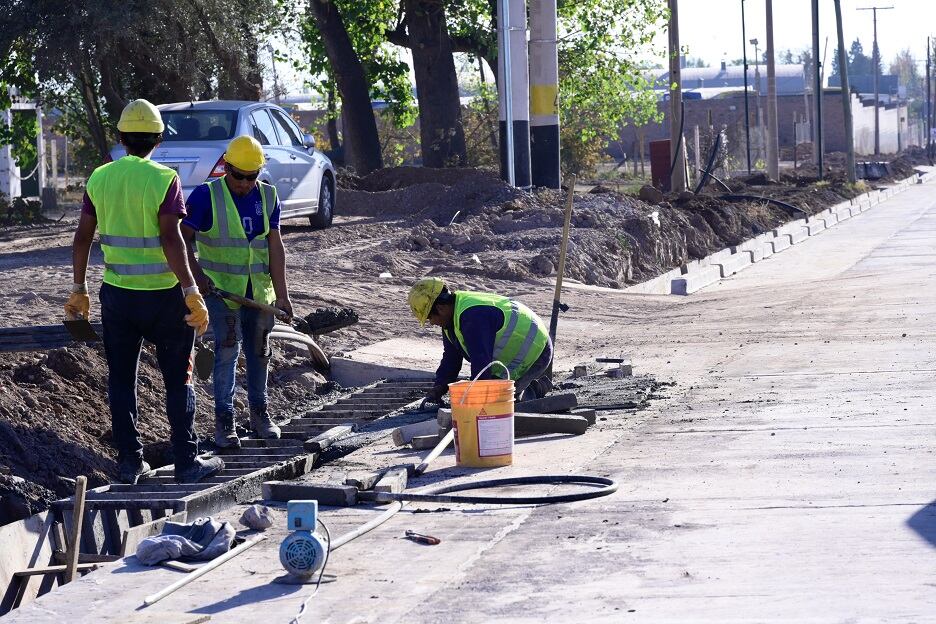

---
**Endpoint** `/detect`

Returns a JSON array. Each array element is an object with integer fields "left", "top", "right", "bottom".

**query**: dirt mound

[{"left": 337, "top": 167, "right": 518, "bottom": 223}]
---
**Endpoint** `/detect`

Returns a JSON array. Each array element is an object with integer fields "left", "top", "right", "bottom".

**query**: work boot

[
  {"left": 117, "top": 457, "right": 151, "bottom": 485},
  {"left": 174, "top": 455, "right": 224, "bottom": 483},
  {"left": 214, "top": 413, "right": 241, "bottom": 449},
  {"left": 249, "top": 405, "right": 281, "bottom": 439}
]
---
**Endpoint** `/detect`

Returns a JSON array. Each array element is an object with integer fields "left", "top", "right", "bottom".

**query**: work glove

[
  {"left": 275, "top": 297, "right": 294, "bottom": 322},
  {"left": 184, "top": 292, "right": 210, "bottom": 336},
  {"left": 64, "top": 285, "right": 91, "bottom": 320},
  {"left": 424, "top": 384, "right": 447, "bottom": 404}
]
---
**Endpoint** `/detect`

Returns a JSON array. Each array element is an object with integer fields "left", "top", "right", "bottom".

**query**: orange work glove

[
  {"left": 184, "top": 292, "right": 209, "bottom": 336},
  {"left": 64, "top": 287, "right": 91, "bottom": 320}
]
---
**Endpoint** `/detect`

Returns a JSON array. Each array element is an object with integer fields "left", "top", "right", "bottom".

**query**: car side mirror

[{"left": 303, "top": 133, "right": 315, "bottom": 149}]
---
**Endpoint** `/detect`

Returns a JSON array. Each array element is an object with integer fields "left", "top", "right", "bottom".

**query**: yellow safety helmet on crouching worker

[
  {"left": 224, "top": 135, "right": 265, "bottom": 172},
  {"left": 117, "top": 99, "right": 164, "bottom": 134},
  {"left": 408, "top": 277, "right": 446, "bottom": 326}
]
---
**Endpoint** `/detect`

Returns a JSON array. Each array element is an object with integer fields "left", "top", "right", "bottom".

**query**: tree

[
  {"left": 848, "top": 39, "right": 872, "bottom": 76},
  {"left": 684, "top": 57, "right": 710, "bottom": 68},
  {"left": 890, "top": 49, "right": 921, "bottom": 98},
  {"left": 0, "top": 0, "right": 278, "bottom": 159},
  {"left": 387, "top": 0, "right": 468, "bottom": 167}
]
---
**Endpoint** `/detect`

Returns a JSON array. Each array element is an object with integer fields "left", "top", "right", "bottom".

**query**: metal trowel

[
  {"left": 194, "top": 341, "right": 214, "bottom": 381},
  {"left": 63, "top": 315, "right": 100, "bottom": 342}
]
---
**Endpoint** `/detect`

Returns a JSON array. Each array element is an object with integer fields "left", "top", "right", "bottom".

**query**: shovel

[
  {"left": 211, "top": 287, "right": 312, "bottom": 333},
  {"left": 63, "top": 314, "right": 100, "bottom": 342}
]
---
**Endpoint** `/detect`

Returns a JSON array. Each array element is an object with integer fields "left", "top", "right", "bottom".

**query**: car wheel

[{"left": 309, "top": 175, "right": 334, "bottom": 229}]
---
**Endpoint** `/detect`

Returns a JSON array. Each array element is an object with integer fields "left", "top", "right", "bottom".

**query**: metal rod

[
  {"left": 857, "top": 6, "right": 893, "bottom": 157},
  {"left": 64, "top": 476, "right": 87, "bottom": 584},
  {"left": 812, "top": 0, "right": 823, "bottom": 178},
  {"left": 548, "top": 173, "right": 575, "bottom": 348},
  {"left": 142, "top": 534, "right": 267, "bottom": 607},
  {"left": 741, "top": 0, "right": 752, "bottom": 174}
]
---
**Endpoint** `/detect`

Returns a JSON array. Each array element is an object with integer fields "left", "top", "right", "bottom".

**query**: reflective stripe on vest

[
  {"left": 99, "top": 234, "right": 163, "bottom": 248},
  {"left": 194, "top": 178, "right": 276, "bottom": 308},
  {"left": 105, "top": 262, "right": 171, "bottom": 275},
  {"left": 451, "top": 292, "right": 549, "bottom": 380},
  {"left": 87, "top": 155, "right": 179, "bottom": 291}
]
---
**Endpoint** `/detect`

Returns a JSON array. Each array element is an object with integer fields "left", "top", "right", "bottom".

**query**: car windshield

[{"left": 161, "top": 110, "right": 238, "bottom": 141}]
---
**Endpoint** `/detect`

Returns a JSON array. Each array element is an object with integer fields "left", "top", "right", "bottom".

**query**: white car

[{"left": 110, "top": 100, "right": 337, "bottom": 228}]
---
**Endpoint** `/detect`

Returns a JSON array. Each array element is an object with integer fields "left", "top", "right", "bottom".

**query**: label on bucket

[{"left": 476, "top": 409, "right": 513, "bottom": 457}]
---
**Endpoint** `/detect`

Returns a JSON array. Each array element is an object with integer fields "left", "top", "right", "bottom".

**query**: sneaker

[
  {"left": 117, "top": 457, "right": 151, "bottom": 485},
  {"left": 249, "top": 405, "right": 281, "bottom": 439},
  {"left": 214, "top": 413, "right": 241, "bottom": 449},
  {"left": 174, "top": 456, "right": 224, "bottom": 483}
]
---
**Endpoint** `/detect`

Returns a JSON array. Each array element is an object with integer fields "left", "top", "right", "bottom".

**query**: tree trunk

[
  {"left": 308, "top": 0, "right": 383, "bottom": 174},
  {"left": 326, "top": 86, "right": 342, "bottom": 152},
  {"left": 405, "top": 0, "right": 467, "bottom": 167}
]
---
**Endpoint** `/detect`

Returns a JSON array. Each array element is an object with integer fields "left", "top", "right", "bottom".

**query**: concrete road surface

[{"left": 7, "top": 175, "right": 936, "bottom": 623}]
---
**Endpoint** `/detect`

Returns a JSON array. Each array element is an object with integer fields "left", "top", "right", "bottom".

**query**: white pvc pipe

[{"left": 142, "top": 534, "right": 266, "bottom": 607}]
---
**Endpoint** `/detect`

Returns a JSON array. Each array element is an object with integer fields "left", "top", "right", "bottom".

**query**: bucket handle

[{"left": 457, "top": 360, "right": 511, "bottom": 406}]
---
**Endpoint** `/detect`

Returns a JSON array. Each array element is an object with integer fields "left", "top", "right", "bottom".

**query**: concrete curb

[{"left": 659, "top": 169, "right": 933, "bottom": 296}]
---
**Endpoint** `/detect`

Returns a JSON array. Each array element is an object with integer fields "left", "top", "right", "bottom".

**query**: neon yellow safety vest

[
  {"left": 86, "top": 155, "right": 179, "bottom": 290},
  {"left": 445, "top": 291, "right": 549, "bottom": 381},
  {"left": 195, "top": 177, "right": 276, "bottom": 309}
]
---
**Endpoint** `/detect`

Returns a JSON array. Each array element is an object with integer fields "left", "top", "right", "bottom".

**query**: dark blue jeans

[
  {"left": 205, "top": 294, "right": 274, "bottom": 416},
  {"left": 100, "top": 283, "right": 198, "bottom": 468}
]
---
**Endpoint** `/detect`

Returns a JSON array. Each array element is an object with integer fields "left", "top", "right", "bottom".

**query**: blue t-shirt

[{"left": 183, "top": 181, "right": 281, "bottom": 238}]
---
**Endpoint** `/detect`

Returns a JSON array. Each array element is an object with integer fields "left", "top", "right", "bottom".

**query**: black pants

[{"left": 100, "top": 283, "right": 197, "bottom": 468}]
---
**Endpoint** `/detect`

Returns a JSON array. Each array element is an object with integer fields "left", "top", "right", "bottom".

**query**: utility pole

[
  {"left": 529, "top": 0, "right": 560, "bottom": 188},
  {"left": 927, "top": 37, "right": 932, "bottom": 159},
  {"left": 834, "top": 0, "right": 856, "bottom": 183},
  {"left": 765, "top": 0, "right": 779, "bottom": 179},
  {"left": 858, "top": 5, "right": 894, "bottom": 156},
  {"left": 812, "top": 0, "right": 823, "bottom": 178},
  {"left": 741, "top": 0, "right": 752, "bottom": 173},
  {"left": 497, "top": 0, "right": 532, "bottom": 188},
  {"left": 668, "top": 0, "right": 687, "bottom": 192}
]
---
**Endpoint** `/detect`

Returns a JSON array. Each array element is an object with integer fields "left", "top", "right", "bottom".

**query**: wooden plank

[
  {"left": 391, "top": 419, "right": 438, "bottom": 446},
  {"left": 344, "top": 471, "right": 383, "bottom": 491},
  {"left": 262, "top": 481, "right": 357, "bottom": 507},
  {"left": 515, "top": 413, "right": 589, "bottom": 435},
  {"left": 411, "top": 435, "right": 441, "bottom": 450},
  {"left": 304, "top": 425, "right": 354, "bottom": 453},
  {"left": 14, "top": 563, "right": 98, "bottom": 578},
  {"left": 52, "top": 551, "right": 121, "bottom": 564},
  {"left": 120, "top": 511, "right": 188, "bottom": 557},
  {"left": 514, "top": 393, "right": 578, "bottom": 414},
  {"left": 373, "top": 467, "right": 408, "bottom": 504},
  {"left": 55, "top": 499, "right": 187, "bottom": 512}
]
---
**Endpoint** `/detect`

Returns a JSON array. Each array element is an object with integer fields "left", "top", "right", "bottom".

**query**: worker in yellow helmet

[
  {"left": 67, "top": 99, "right": 223, "bottom": 485},
  {"left": 408, "top": 277, "right": 554, "bottom": 404},
  {"left": 181, "top": 135, "right": 291, "bottom": 448}
]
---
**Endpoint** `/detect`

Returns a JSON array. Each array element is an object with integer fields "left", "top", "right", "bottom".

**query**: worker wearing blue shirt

[
  {"left": 181, "top": 136, "right": 292, "bottom": 448},
  {"left": 408, "top": 278, "right": 554, "bottom": 403}
]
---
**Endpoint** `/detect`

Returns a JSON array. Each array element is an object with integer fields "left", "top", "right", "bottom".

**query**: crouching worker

[
  {"left": 407, "top": 278, "right": 553, "bottom": 404},
  {"left": 67, "top": 99, "right": 223, "bottom": 484}
]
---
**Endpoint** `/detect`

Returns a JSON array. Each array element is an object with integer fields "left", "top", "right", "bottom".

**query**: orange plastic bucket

[{"left": 448, "top": 376, "right": 514, "bottom": 468}]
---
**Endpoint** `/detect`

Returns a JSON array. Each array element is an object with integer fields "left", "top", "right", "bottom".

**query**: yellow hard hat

[
  {"left": 117, "top": 99, "right": 164, "bottom": 133},
  {"left": 408, "top": 277, "right": 446, "bottom": 326},
  {"left": 224, "top": 135, "right": 265, "bottom": 172}
]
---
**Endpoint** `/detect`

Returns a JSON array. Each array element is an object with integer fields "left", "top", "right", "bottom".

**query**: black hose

[
  {"left": 668, "top": 100, "right": 687, "bottom": 179},
  {"left": 373, "top": 475, "right": 618, "bottom": 505},
  {"left": 695, "top": 132, "right": 725, "bottom": 194}
]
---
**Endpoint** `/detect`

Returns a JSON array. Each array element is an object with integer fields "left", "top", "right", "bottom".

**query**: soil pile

[{"left": 336, "top": 167, "right": 865, "bottom": 288}]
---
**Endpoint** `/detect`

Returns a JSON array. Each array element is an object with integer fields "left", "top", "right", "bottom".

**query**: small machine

[{"left": 278, "top": 500, "right": 328, "bottom": 582}]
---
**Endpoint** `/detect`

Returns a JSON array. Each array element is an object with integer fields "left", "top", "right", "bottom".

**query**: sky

[{"left": 673, "top": 0, "right": 934, "bottom": 70}]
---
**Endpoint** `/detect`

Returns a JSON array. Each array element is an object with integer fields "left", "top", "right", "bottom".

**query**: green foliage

[
  {"left": 299, "top": 0, "right": 416, "bottom": 129},
  {"left": 557, "top": 0, "right": 668, "bottom": 175}
]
